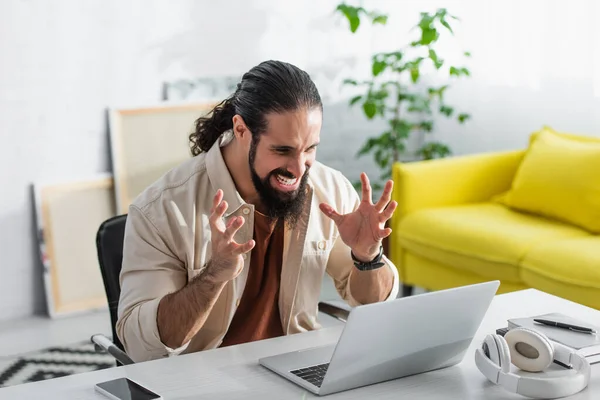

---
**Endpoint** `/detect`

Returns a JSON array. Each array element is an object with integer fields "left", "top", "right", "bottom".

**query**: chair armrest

[
  {"left": 91, "top": 334, "right": 135, "bottom": 366},
  {"left": 318, "top": 301, "right": 350, "bottom": 322},
  {"left": 391, "top": 149, "right": 525, "bottom": 219}
]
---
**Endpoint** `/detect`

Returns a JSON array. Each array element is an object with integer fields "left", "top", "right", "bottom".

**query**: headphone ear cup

[
  {"left": 494, "top": 335, "right": 512, "bottom": 374},
  {"left": 483, "top": 334, "right": 501, "bottom": 365},
  {"left": 504, "top": 327, "right": 554, "bottom": 372},
  {"left": 482, "top": 334, "right": 511, "bottom": 373}
]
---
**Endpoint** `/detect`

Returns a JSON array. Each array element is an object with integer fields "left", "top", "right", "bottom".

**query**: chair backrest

[{"left": 95, "top": 214, "right": 128, "bottom": 352}]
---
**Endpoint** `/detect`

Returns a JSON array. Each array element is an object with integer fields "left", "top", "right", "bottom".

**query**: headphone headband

[{"left": 475, "top": 329, "right": 591, "bottom": 399}]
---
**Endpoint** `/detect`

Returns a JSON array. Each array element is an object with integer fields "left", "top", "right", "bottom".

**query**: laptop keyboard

[{"left": 290, "top": 363, "right": 330, "bottom": 388}]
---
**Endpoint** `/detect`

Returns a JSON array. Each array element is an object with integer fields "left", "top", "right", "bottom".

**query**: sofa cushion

[
  {"left": 495, "top": 127, "right": 600, "bottom": 233},
  {"left": 521, "top": 237, "right": 600, "bottom": 309},
  {"left": 397, "top": 203, "right": 590, "bottom": 282}
]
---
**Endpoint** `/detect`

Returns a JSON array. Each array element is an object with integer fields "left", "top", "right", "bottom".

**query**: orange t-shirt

[{"left": 219, "top": 211, "right": 284, "bottom": 347}]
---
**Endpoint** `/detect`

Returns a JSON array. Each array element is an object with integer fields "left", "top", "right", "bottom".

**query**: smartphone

[{"left": 95, "top": 377, "right": 162, "bottom": 400}]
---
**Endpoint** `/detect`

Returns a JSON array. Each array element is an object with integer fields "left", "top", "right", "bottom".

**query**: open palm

[{"left": 319, "top": 173, "right": 397, "bottom": 261}]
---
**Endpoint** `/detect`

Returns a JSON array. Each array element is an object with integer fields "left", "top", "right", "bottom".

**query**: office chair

[
  {"left": 91, "top": 214, "right": 348, "bottom": 367},
  {"left": 92, "top": 214, "right": 134, "bottom": 366}
]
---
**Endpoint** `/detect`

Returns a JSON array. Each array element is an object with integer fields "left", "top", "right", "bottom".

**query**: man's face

[{"left": 248, "top": 107, "right": 322, "bottom": 227}]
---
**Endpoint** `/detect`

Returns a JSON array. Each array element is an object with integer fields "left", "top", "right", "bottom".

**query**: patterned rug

[{"left": 0, "top": 341, "right": 115, "bottom": 388}]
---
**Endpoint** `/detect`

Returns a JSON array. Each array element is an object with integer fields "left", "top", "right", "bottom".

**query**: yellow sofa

[{"left": 389, "top": 128, "right": 600, "bottom": 309}]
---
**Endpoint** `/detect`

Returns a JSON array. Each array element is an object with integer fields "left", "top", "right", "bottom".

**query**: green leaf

[
  {"left": 464, "top": 51, "right": 471, "bottom": 57},
  {"left": 410, "top": 67, "right": 420, "bottom": 83},
  {"left": 418, "top": 121, "right": 434, "bottom": 132},
  {"left": 396, "top": 121, "right": 412, "bottom": 139},
  {"left": 380, "top": 51, "right": 403, "bottom": 61},
  {"left": 440, "top": 19, "right": 453, "bottom": 34},
  {"left": 363, "top": 101, "right": 377, "bottom": 119},
  {"left": 343, "top": 78, "right": 358, "bottom": 85},
  {"left": 419, "top": 14, "right": 433, "bottom": 30},
  {"left": 372, "top": 60, "right": 387, "bottom": 76},
  {"left": 421, "top": 28, "right": 438, "bottom": 45},
  {"left": 390, "top": 119, "right": 412, "bottom": 141},
  {"left": 398, "top": 92, "right": 417, "bottom": 102},
  {"left": 450, "top": 66, "right": 470, "bottom": 77},
  {"left": 406, "top": 94, "right": 432, "bottom": 114},
  {"left": 336, "top": 4, "right": 362, "bottom": 33},
  {"left": 428, "top": 85, "right": 449, "bottom": 100},
  {"left": 436, "top": 8, "right": 448, "bottom": 18},
  {"left": 381, "top": 80, "right": 401, "bottom": 90},
  {"left": 395, "top": 141, "right": 406, "bottom": 153},
  {"left": 349, "top": 95, "right": 362, "bottom": 106},
  {"left": 349, "top": 16, "right": 360, "bottom": 32},
  {"left": 440, "top": 105, "right": 454, "bottom": 117},
  {"left": 428, "top": 49, "right": 443, "bottom": 69},
  {"left": 372, "top": 15, "right": 388, "bottom": 25},
  {"left": 370, "top": 88, "right": 389, "bottom": 101},
  {"left": 458, "top": 113, "right": 470, "bottom": 123},
  {"left": 428, "top": 49, "right": 438, "bottom": 63},
  {"left": 357, "top": 136, "right": 382, "bottom": 156},
  {"left": 417, "top": 141, "right": 452, "bottom": 160},
  {"left": 438, "top": 85, "right": 449, "bottom": 99},
  {"left": 374, "top": 148, "right": 385, "bottom": 167}
]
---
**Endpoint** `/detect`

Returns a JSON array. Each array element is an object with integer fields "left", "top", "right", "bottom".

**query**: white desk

[{"left": 1, "top": 289, "right": 599, "bottom": 399}]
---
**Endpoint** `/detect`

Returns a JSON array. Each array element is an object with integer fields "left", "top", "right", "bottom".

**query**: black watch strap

[{"left": 351, "top": 245, "right": 385, "bottom": 271}]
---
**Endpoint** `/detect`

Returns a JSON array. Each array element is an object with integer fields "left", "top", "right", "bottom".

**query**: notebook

[{"left": 508, "top": 312, "right": 600, "bottom": 358}]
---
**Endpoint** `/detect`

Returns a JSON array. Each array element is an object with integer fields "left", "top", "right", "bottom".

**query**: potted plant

[{"left": 335, "top": 4, "right": 472, "bottom": 190}]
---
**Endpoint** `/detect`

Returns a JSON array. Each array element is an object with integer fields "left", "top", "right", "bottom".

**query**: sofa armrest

[{"left": 391, "top": 149, "right": 525, "bottom": 219}]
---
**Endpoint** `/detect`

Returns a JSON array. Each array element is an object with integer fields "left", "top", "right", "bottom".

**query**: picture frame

[
  {"left": 108, "top": 101, "right": 216, "bottom": 214},
  {"left": 33, "top": 174, "right": 116, "bottom": 318}
]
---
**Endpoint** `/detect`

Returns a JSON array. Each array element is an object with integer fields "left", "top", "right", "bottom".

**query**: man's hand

[
  {"left": 319, "top": 172, "right": 397, "bottom": 262},
  {"left": 205, "top": 189, "right": 255, "bottom": 284},
  {"left": 156, "top": 189, "right": 255, "bottom": 350}
]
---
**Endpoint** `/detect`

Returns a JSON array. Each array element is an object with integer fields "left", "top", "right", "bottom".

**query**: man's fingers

[
  {"left": 224, "top": 216, "right": 245, "bottom": 241},
  {"left": 379, "top": 200, "right": 398, "bottom": 223},
  {"left": 379, "top": 227, "right": 392, "bottom": 239},
  {"left": 360, "top": 172, "right": 372, "bottom": 204},
  {"left": 231, "top": 239, "right": 255, "bottom": 255},
  {"left": 211, "top": 189, "right": 223, "bottom": 213},
  {"left": 319, "top": 203, "right": 344, "bottom": 225},
  {"left": 374, "top": 180, "right": 393, "bottom": 212},
  {"left": 210, "top": 200, "right": 228, "bottom": 225},
  {"left": 239, "top": 239, "right": 255, "bottom": 254}
]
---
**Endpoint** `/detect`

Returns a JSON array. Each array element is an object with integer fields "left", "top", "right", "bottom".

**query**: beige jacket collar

[{"left": 205, "top": 132, "right": 249, "bottom": 217}]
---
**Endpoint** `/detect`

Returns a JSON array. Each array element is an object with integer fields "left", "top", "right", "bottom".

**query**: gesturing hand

[
  {"left": 205, "top": 189, "right": 255, "bottom": 284},
  {"left": 319, "top": 172, "right": 397, "bottom": 262}
]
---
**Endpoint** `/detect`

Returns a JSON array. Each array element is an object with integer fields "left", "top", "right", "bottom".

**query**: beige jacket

[{"left": 116, "top": 133, "right": 399, "bottom": 363}]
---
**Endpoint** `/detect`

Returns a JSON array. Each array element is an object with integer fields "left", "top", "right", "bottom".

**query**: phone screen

[{"left": 96, "top": 378, "right": 161, "bottom": 400}]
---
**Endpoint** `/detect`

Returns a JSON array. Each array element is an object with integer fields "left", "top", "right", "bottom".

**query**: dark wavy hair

[{"left": 189, "top": 60, "right": 322, "bottom": 156}]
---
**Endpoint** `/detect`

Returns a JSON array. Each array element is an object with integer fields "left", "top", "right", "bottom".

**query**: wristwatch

[{"left": 351, "top": 245, "right": 385, "bottom": 271}]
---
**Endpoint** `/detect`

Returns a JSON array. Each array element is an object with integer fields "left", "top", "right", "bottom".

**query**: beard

[{"left": 249, "top": 138, "right": 310, "bottom": 229}]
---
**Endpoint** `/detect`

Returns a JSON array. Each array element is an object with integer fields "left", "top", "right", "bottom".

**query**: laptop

[{"left": 259, "top": 280, "right": 500, "bottom": 396}]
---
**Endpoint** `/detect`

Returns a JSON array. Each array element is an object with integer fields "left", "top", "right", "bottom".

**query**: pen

[{"left": 534, "top": 318, "right": 597, "bottom": 334}]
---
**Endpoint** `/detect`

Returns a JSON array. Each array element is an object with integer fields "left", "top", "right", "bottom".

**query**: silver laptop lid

[{"left": 319, "top": 281, "right": 500, "bottom": 395}]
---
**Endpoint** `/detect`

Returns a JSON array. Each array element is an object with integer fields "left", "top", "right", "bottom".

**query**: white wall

[{"left": 1, "top": 0, "right": 599, "bottom": 321}]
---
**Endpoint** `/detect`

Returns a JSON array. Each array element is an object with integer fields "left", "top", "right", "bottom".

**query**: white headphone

[{"left": 475, "top": 327, "right": 591, "bottom": 399}]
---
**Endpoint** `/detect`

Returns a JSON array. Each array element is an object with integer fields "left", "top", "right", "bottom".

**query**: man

[{"left": 116, "top": 60, "right": 399, "bottom": 363}]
